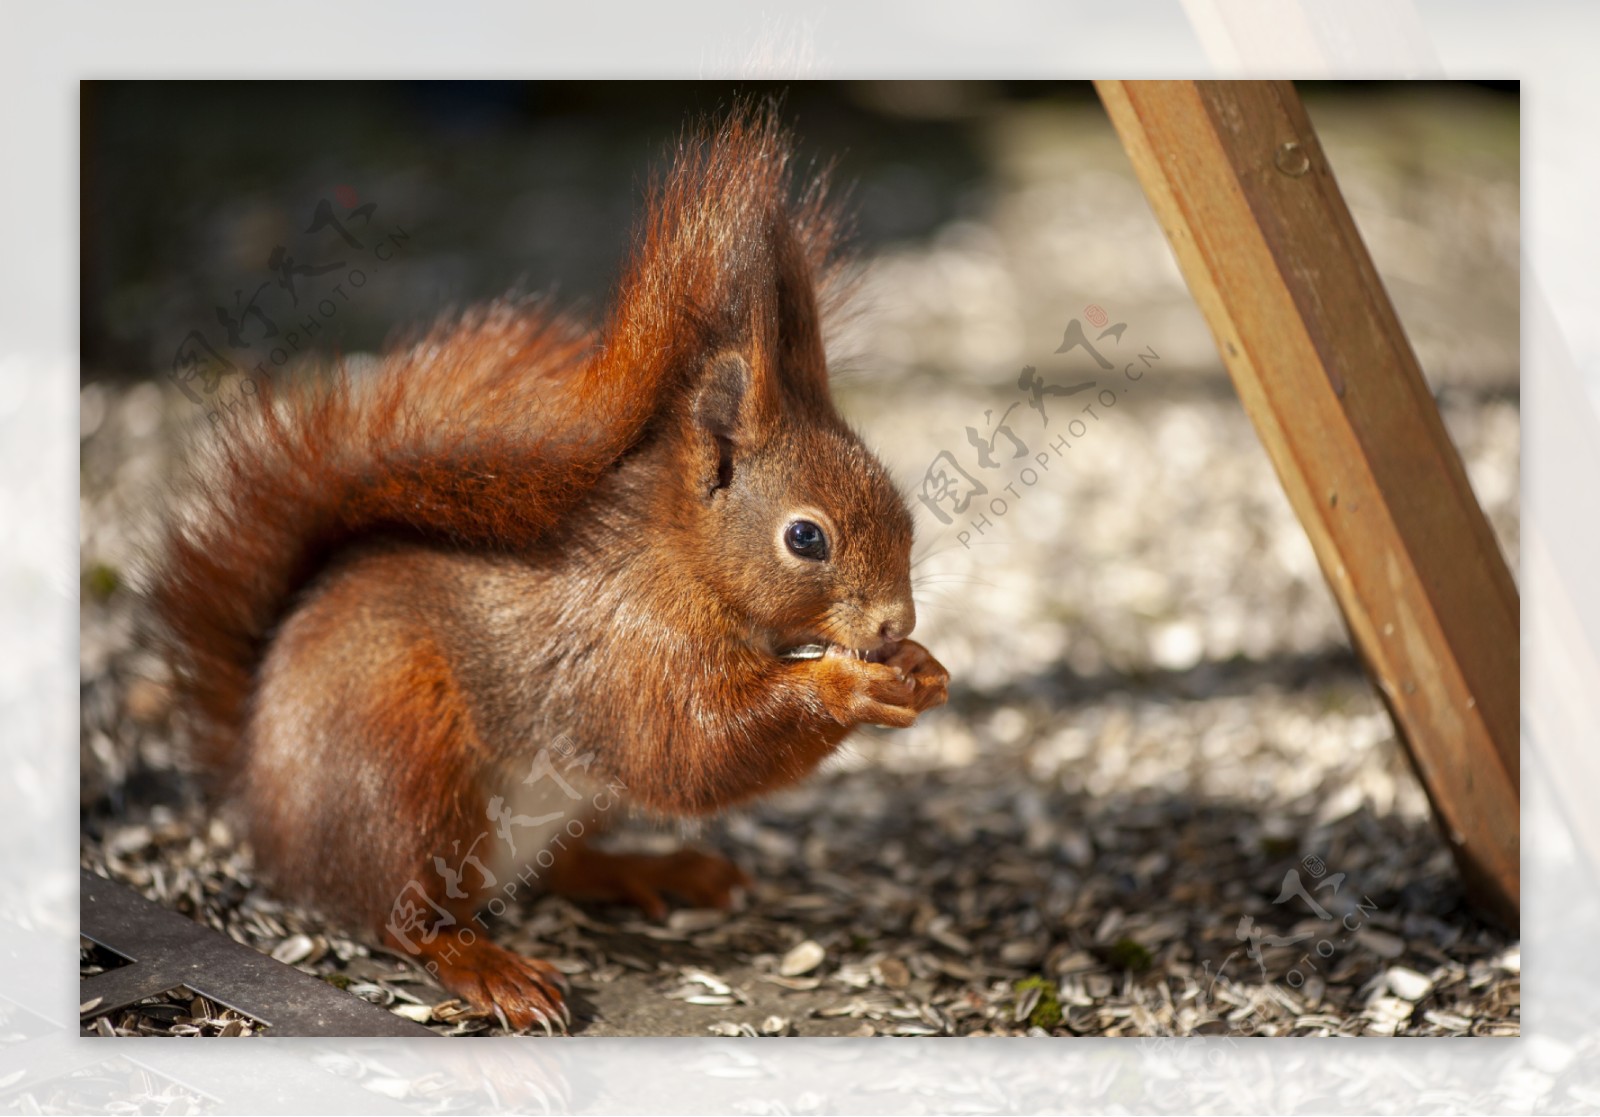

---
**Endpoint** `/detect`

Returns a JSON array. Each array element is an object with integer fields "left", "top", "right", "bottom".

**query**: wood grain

[{"left": 1095, "top": 79, "right": 1519, "bottom": 927}]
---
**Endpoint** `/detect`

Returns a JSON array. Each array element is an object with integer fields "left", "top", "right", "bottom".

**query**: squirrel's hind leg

[
  {"left": 544, "top": 841, "right": 752, "bottom": 921},
  {"left": 244, "top": 572, "right": 571, "bottom": 1033}
]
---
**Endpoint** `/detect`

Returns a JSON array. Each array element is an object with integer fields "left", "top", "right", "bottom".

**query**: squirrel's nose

[{"left": 875, "top": 599, "right": 916, "bottom": 644}]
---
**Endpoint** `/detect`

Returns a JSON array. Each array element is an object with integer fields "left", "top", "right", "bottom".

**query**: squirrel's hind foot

[{"left": 396, "top": 933, "right": 571, "bottom": 1035}]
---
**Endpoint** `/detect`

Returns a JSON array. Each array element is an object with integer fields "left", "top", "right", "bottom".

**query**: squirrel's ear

[{"left": 691, "top": 351, "right": 755, "bottom": 497}]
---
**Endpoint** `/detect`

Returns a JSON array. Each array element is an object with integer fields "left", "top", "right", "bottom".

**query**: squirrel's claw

[{"left": 400, "top": 934, "right": 570, "bottom": 1036}]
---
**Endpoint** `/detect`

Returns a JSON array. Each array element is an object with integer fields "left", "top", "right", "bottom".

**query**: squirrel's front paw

[
  {"left": 885, "top": 639, "right": 950, "bottom": 714},
  {"left": 816, "top": 649, "right": 921, "bottom": 729}
]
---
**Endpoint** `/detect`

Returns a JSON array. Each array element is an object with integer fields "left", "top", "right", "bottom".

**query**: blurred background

[{"left": 79, "top": 81, "right": 1520, "bottom": 1041}]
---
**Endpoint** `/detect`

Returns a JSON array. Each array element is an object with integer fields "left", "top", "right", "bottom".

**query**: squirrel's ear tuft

[
  {"left": 593, "top": 97, "right": 851, "bottom": 428},
  {"left": 746, "top": 203, "right": 834, "bottom": 414}
]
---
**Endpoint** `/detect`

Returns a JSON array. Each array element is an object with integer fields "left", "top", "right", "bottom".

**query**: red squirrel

[{"left": 149, "top": 102, "right": 949, "bottom": 1033}]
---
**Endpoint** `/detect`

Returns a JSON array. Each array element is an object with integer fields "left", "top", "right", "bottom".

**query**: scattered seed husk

[
  {"left": 874, "top": 958, "right": 911, "bottom": 989},
  {"left": 1385, "top": 966, "right": 1434, "bottom": 1002},
  {"left": 1358, "top": 928, "right": 1407, "bottom": 959},
  {"left": 270, "top": 933, "right": 317, "bottom": 965},
  {"left": 779, "top": 940, "right": 825, "bottom": 977},
  {"left": 79, "top": 370, "right": 1521, "bottom": 1040}
]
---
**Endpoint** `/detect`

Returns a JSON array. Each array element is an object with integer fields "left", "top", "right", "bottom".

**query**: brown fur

[{"left": 148, "top": 99, "right": 948, "bottom": 1031}]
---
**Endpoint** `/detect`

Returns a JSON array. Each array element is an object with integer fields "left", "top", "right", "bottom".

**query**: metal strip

[
  {"left": 80, "top": 962, "right": 184, "bottom": 1014},
  {"left": 80, "top": 869, "right": 434, "bottom": 1038}
]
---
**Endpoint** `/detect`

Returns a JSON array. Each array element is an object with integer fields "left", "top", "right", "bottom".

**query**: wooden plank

[{"left": 1094, "top": 80, "right": 1519, "bottom": 927}]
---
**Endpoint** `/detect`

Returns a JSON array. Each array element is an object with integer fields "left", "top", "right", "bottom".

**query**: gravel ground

[
  {"left": 78, "top": 87, "right": 1521, "bottom": 1042},
  {"left": 78, "top": 380, "right": 1520, "bottom": 1041}
]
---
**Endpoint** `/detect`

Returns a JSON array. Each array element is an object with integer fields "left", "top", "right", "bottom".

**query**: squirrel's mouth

[{"left": 776, "top": 640, "right": 893, "bottom": 664}]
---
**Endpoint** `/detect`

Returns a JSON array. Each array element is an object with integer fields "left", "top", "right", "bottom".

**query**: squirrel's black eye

[{"left": 784, "top": 519, "right": 829, "bottom": 561}]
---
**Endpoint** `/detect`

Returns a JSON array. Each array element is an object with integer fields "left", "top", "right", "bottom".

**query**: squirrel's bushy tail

[{"left": 149, "top": 99, "right": 849, "bottom": 788}]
